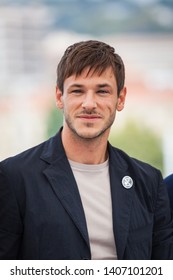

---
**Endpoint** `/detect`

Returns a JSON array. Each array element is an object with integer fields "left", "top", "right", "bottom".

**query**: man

[
  {"left": 0, "top": 40, "right": 172, "bottom": 260},
  {"left": 164, "top": 174, "right": 173, "bottom": 210}
]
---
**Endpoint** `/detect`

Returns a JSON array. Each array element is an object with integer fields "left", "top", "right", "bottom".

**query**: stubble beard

[{"left": 64, "top": 112, "right": 116, "bottom": 141}]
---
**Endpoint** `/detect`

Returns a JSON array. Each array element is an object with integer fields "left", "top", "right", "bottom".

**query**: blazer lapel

[
  {"left": 109, "top": 144, "right": 135, "bottom": 259},
  {"left": 40, "top": 131, "right": 90, "bottom": 249}
]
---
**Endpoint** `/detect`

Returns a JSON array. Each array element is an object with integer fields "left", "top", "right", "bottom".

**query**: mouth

[{"left": 77, "top": 114, "right": 102, "bottom": 121}]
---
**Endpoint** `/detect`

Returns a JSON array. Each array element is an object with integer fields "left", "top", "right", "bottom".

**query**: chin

[{"left": 75, "top": 129, "right": 106, "bottom": 140}]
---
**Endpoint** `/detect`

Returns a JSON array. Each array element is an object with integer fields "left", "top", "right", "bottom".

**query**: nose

[{"left": 82, "top": 92, "right": 97, "bottom": 111}]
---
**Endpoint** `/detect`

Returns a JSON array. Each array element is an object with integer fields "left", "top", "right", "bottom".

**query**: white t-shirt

[{"left": 69, "top": 159, "right": 117, "bottom": 260}]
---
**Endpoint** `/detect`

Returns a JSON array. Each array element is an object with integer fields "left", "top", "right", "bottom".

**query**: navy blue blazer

[
  {"left": 164, "top": 174, "right": 173, "bottom": 211},
  {"left": 0, "top": 129, "right": 173, "bottom": 259}
]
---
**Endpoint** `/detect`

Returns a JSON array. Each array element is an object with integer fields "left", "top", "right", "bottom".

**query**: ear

[
  {"left": 117, "top": 87, "right": 127, "bottom": 111},
  {"left": 55, "top": 86, "right": 64, "bottom": 109}
]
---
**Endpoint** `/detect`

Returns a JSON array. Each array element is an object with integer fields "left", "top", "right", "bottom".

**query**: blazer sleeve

[
  {"left": 0, "top": 163, "right": 23, "bottom": 259},
  {"left": 152, "top": 172, "right": 173, "bottom": 259}
]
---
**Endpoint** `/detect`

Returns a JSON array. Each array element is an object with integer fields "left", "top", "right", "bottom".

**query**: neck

[{"left": 61, "top": 127, "right": 109, "bottom": 164}]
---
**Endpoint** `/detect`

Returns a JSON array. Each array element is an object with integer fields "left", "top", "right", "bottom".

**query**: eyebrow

[
  {"left": 97, "top": 83, "right": 111, "bottom": 88},
  {"left": 69, "top": 83, "right": 111, "bottom": 88},
  {"left": 69, "top": 84, "right": 83, "bottom": 88}
]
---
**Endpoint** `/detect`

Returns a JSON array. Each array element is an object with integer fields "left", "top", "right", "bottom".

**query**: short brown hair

[{"left": 56, "top": 40, "right": 125, "bottom": 96}]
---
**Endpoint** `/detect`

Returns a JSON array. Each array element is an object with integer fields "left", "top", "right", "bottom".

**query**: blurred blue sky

[{"left": 0, "top": 0, "right": 173, "bottom": 35}]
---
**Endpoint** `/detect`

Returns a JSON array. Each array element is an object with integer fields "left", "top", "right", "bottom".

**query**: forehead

[{"left": 64, "top": 66, "right": 117, "bottom": 85}]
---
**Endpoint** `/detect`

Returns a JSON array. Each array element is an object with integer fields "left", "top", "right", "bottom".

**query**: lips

[{"left": 77, "top": 114, "right": 102, "bottom": 120}]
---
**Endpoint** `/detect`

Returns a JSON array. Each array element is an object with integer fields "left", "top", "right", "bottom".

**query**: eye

[
  {"left": 97, "top": 89, "right": 109, "bottom": 95},
  {"left": 70, "top": 89, "right": 83, "bottom": 95}
]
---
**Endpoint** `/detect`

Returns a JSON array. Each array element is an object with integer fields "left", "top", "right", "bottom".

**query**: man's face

[{"left": 56, "top": 67, "right": 126, "bottom": 140}]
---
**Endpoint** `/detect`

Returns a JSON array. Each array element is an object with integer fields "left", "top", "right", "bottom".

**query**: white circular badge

[{"left": 122, "top": 176, "right": 133, "bottom": 189}]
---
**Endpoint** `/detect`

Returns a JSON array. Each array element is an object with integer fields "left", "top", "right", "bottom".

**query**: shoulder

[
  {"left": 164, "top": 174, "right": 173, "bottom": 188},
  {"left": 109, "top": 144, "right": 162, "bottom": 183},
  {"left": 110, "top": 144, "right": 160, "bottom": 172},
  {"left": 1, "top": 140, "right": 46, "bottom": 169},
  {"left": 0, "top": 134, "right": 56, "bottom": 175},
  {"left": 0, "top": 128, "right": 63, "bottom": 166}
]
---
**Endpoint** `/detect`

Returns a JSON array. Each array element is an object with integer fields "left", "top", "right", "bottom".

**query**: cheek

[
  {"left": 105, "top": 100, "right": 117, "bottom": 111},
  {"left": 63, "top": 98, "right": 80, "bottom": 114}
]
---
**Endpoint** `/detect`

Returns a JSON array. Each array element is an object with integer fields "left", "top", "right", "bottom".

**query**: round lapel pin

[{"left": 122, "top": 176, "right": 133, "bottom": 189}]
